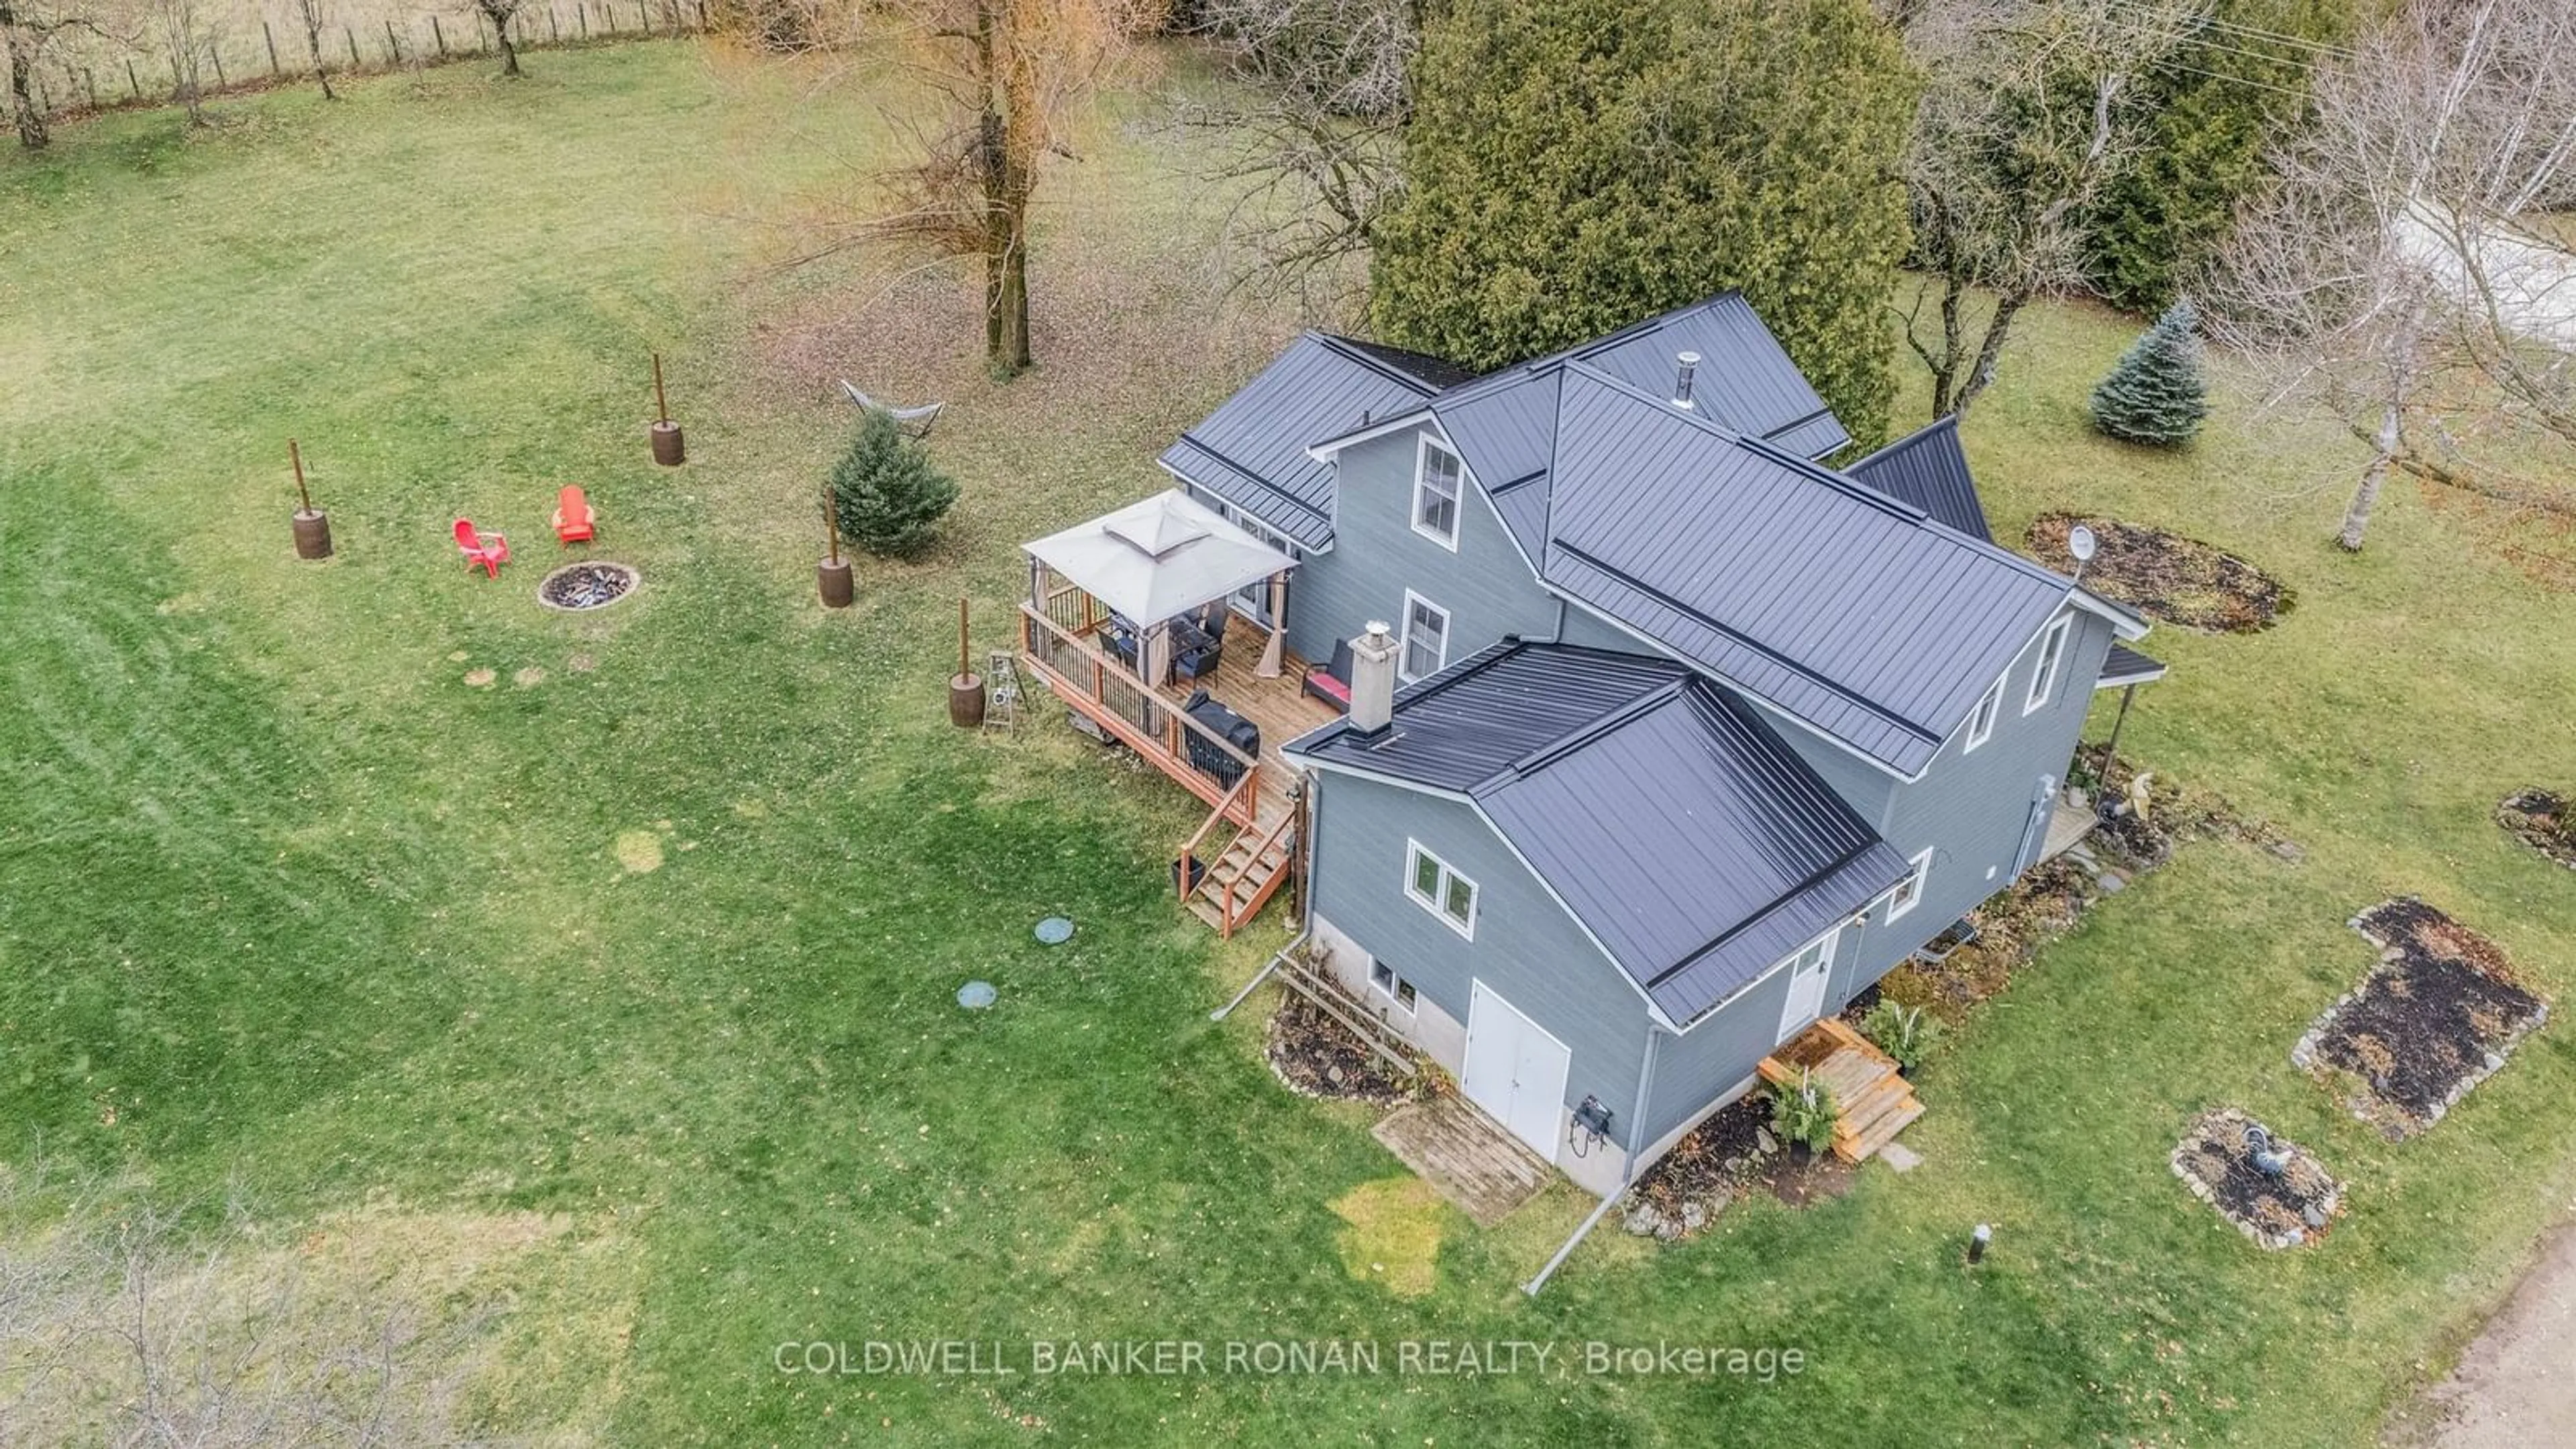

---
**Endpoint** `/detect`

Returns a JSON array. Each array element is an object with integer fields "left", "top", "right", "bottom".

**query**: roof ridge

[
  {"left": 1847, "top": 412, "right": 1962, "bottom": 472},
  {"left": 1307, "top": 332, "right": 1445, "bottom": 396},
  {"left": 1486, "top": 672, "right": 1693, "bottom": 786}
]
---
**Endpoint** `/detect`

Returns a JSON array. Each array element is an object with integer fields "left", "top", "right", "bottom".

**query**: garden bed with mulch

[
  {"left": 2171, "top": 1108, "right": 2343, "bottom": 1249},
  {"left": 2498, "top": 789, "right": 2576, "bottom": 870},
  {"left": 1621, "top": 1096, "right": 1855, "bottom": 1240},
  {"left": 1265, "top": 994, "right": 1416, "bottom": 1106},
  {"left": 2025, "top": 513, "right": 2292, "bottom": 633},
  {"left": 2293, "top": 898, "right": 2548, "bottom": 1138}
]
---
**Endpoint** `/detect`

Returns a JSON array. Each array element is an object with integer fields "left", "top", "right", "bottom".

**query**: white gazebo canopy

[{"left": 1024, "top": 489, "right": 1297, "bottom": 625}]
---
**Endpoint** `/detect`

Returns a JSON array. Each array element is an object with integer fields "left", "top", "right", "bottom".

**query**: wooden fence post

[
  {"left": 85, "top": 68, "right": 97, "bottom": 111},
  {"left": 387, "top": 19, "right": 402, "bottom": 62},
  {"left": 547, "top": 7, "right": 560, "bottom": 42},
  {"left": 346, "top": 27, "right": 360, "bottom": 68},
  {"left": 578, "top": 3, "right": 588, "bottom": 37},
  {"left": 431, "top": 15, "right": 445, "bottom": 56},
  {"left": 209, "top": 48, "right": 225, "bottom": 89},
  {"left": 637, "top": 0, "right": 648, "bottom": 34},
  {"left": 125, "top": 58, "right": 140, "bottom": 100},
  {"left": 263, "top": 21, "right": 279, "bottom": 75}
]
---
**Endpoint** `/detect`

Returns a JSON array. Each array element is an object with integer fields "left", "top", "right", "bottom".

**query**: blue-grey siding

[
  {"left": 1308, "top": 773, "right": 1651, "bottom": 1126},
  {"left": 1283, "top": 427, "right": 1563, "bottom": 669}
]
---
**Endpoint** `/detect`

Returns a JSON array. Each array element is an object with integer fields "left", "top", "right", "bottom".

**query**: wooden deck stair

[
  {"left": 1185, "top": 808, "right": 1295, "bottom": 936},
  {"left": 1757, "top": 1017, "right": 1925, "bottom": 1164}
]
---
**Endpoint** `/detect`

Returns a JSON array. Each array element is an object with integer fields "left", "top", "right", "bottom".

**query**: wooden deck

[
  {"left": 1758, "top": 1018, "right": 1923, "bottom": 1164},
  {"left": 1373, "top": 1093, "right": 1552, "bottom": 1227},
  {"left": 2039, "top": 800, "right": 2096, "bottom": 863},
  {"left": 1152, "top": 629, "right": 1340, "bottom": 826}
]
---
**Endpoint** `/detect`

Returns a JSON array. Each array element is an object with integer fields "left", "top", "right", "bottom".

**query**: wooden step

[
  {"left": 1837, "top": 1092, "right": 1925, "bottom": 1163},
  {"left": 1835, "top": 1076, "right": 1919, "bottom": 1142}
]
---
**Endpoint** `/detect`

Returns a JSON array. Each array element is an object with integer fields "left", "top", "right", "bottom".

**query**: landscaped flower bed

[
  {"left": 2498, "top": 789, "right": 2576, "bottom": 870},
  {"left": 2025, "top": 513, "right": 2292, "bottom": 633},
  {"left": 2172, "top": 1108, "right": 2343, "bottom": 1249},
  {"left": 1265, "top": 994, "right": 1415, "bottom": 1105},
  {"left": 2294, "top": 898, "right": 2548, "bottom": 1138}
]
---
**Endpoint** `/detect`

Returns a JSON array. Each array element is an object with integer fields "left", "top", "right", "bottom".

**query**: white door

[
  {"left": 1774, "top": 935, "right": 1837, "bottom": 1044},
  {"left": 1463, "top": 981, "right": 1572, "bottom": 1157}
]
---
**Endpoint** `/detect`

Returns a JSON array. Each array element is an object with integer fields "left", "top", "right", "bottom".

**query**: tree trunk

[
  {"left": 4, "top": 19, "right": 48, "bottom": 150},
  {"left": 993, "top": 219, "right": 1030, "bottom": 374},
  {"left": 2340, "top": 405, "right": 2400, "bottom": 551},
  {"left": 305, "top": 24, "right": 334, "bottom": 99},
  {"left": 1951, "top": 290, "right": 2030, "bottom": 417},
  {"left": 498, "top": 27, "right": 520, "bottom": 76}
]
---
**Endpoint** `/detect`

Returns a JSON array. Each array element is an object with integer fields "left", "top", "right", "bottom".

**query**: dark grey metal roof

[
  {"left": 1325, "top": 335, "right": 1483, "bottom": 391},
  {"left": 2098, "top": 643, "right": 2167, "bottom": 687},
  {"left": 1569, "top": 291, "right": 1851, "bottom": 460},
  {"left": 1288, "top": 643, "right": 1909, "bottom": 1026},
  {"left": 1847, "top": 415, "right": 1992, "bottom": 541},
  {"left": 1158, "top": 334, "right": 1439, "bottom": 550},
  {"left": 1540, "top": 366, "right": 2076, "bottom": 777}
]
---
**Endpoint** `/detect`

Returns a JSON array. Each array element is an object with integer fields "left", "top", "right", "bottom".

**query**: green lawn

[{"left": 5, "top": 41, "right": 2575, "bottom": 1447}]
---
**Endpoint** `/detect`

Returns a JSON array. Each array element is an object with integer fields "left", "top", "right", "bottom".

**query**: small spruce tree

[
  {"left": 828, "top": 409, "right": 958, "bottom": 557},
  {"left": 2091, "top": 300, "right": 2211, "bottom": 446}
]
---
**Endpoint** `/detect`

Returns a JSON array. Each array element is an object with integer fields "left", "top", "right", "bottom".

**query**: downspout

[
  {"left": 1525, "top": 1020, "right": 1665, "bottom": 1297},
  {"left": 1216, "top": 769, "right": 1323, "bottom": 1022}
]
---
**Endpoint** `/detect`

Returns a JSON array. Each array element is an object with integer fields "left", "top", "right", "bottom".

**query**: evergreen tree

[
  {"left": 2090, "top": 300, "right": 2210, "bottom": 446},
  {"left": 1368, "top": 0, "right": 1915, "bottom": 451},
  {"left": 828, "top": 410, "right": 959, "bottom": 557}
]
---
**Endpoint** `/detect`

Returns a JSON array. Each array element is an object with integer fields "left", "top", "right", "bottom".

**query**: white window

[
  {"left": 1368, "top": 961, "right": 1419, "bottom": 1013},
  {"left": 1405, "top": 839, "right": 1478, "bottom": 938},
  {"left": 1888, "top": 846, "right": 1935, "bottom": 921},
  {"left": 2023, "top": 616, "right": 2072, "bottom": 716},
  {"left": 1412, "top": 437, "right": 1463, "bottom": 550},
  {"left": 1399, "top": 592, "right": 1449, "bottom": 681},
  {"left": 1963, "top": 672, "right": 2006, "bottom": 753}
]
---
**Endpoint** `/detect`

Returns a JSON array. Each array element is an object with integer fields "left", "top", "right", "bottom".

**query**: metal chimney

[
  {"left": 1672, "top": 351, "right": 1701, "bottom": 410},
  {"left": 1348, "top": 622, "right": 1399, "bottom": 736}
]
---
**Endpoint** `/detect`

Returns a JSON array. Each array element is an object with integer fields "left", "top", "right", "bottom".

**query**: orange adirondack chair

[
  {"left": 552, "top": 486, "right": 596, "bottom": 545},
  {"left": 453, "top": 518, "right": 509, "bottom": 578}
]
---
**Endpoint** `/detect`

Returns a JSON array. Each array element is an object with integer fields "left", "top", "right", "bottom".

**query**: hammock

[{"left": 841, "top": 380, "right": 945, "bottom": 437}]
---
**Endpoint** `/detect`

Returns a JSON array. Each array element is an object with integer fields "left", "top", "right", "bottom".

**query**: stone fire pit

[{"left": 537, "top": 561, "right": 639, "bottom": 612}]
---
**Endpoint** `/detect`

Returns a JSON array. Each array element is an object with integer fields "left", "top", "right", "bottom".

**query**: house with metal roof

[{"left": 1017, "top": 290, "right": 2161, "bottom": 1219}]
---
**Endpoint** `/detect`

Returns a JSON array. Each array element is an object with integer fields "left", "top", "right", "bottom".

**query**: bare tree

[
  {"left": 833, "top": 0, "right": 1143, "bottom": 374},
  {"left": 1894, "top": 0, "right": 2200, "bottom": 417},
  {"left": 1180, "top": 0, "right": 1417, "bottom": 313},
  {"left": 152, "top": 0, "right": 212, "bottom": 125},
  {"left": 2211, "top": 0, "right": 2576, "bottom": 550},
  {"left": 294, "top": 0, "right": 335, "bottom": 99},
  {"left": 0, "top": 0, "right": 105, "bottom": 148},
  {"left": 468, "top": 0, "right": 530, "bottom": 77}
]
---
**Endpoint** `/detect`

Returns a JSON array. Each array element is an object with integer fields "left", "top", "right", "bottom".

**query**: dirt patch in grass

[
  {"left": 1266, "top": 994, "right": 1414, "bottom": 1104},
  {"left": 1623, "top": 1095, "right": 1856, "bottom": 1240},
  {"left": 1328, "top": 1176, "right": 1446, "bottom": 1298},
  {"left": 2172, "top": 1108, "right": 2344, "bottom": 1249},
  {"left": 2025, "top": 513, "right": 2292, "bottom": 633},
  {"left": 2498, "top": 789, "right": 2576, "bottom": 870},
  {"left": 2294, "top": 898, "right": 2549, "bottom": 1138}
]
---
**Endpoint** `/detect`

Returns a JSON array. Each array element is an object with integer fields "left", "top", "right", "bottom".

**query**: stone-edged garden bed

[
  {"left": 2171, "top": 1108, "right": 2343, "bottom": 1250},
  {"left": 2294, "top": 898, "right": 2548, "bottom": 1139},
  {"left": 2025, "top": 513, "right": 2292, "bottom": 633},
  {"left": 1621, "top": 1096, "right": 1860, "bottom": 1242},
  {"left": 1265, "top": 994, "right": 1417, "bottom": 1106},
  {"left": 2498, "top": 789, "right": 2576, "bottom": 870}
]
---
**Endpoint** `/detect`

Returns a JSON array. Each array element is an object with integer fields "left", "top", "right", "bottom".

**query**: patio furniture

[
  {"left": 551, "top": 486, "right": 595, "bottom": 545},
  {"left": 1303, "top": 638, "right": 1354, "bottom": 712},
  {"left": 1173, "top": 612, "right": 1226, "bottom": 682},
  {"left": 1103, "top": 614, "right": 1141, "bottom": 669},
  {"left": 452, "top": 519, "right": 509, "bottom": 578},
  {"left": 1181, "top": 688, "right": 1258, "bottom": 787}
]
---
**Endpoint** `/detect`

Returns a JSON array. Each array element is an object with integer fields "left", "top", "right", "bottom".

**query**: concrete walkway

[{"left": 2385, "top": 1220, "right": 2576, "bottom": 1447}]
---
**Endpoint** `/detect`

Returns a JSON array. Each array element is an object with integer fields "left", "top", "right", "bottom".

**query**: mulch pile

[
  {"left": 1622, "top": 1096, "right": 1854, "bottom": 1240},
  {"left": 2171, "top": 1108, "right": 2343, "bottom": 1249},
  {"left": 1265, "top": 994, "right": 1415, "bottom": 1106},
  {"left": 2025, "top": 513, "right": 2292, "bottom": 633},
  {"left": 2498, "top": 789, "right": 2576, "bottom": 870},
  {"left": 2294, "top": 898, "right": 2549, "bottom": 1138}
]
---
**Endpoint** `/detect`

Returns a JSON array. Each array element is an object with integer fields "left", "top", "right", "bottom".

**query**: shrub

[
  {"left": 1767, "top": 1069, "right": 1839, "bottom": 1155},
  {"left": 2090, "top": 300, "right": 2210, "bottom": 447},
  {"left": 1859, "top": 1000, "right": 1942, "bottom": 1075},
  {"left": 828, "top": 409, "right": 958, "bottom": 557}
]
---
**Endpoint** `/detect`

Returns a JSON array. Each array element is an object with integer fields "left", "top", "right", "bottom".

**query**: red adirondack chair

[
  {"left": 453, "top": 518, "right": 509, "bottom": 578},
  {"left": 552, "top": 486, "right": 596, "bottom": 545}
]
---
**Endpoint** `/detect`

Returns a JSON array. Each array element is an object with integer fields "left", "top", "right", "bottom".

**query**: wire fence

[{"left": 17, "top": 1, "right": 712, "bottom": 125}]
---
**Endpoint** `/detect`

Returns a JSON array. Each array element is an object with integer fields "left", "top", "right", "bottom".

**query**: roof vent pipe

[{"left": 1672, "top": 351, "right": 1701, "bottom": 410}]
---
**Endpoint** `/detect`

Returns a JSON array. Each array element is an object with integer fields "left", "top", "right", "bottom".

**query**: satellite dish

[{"left": 2068, "top": 524, "right": 2098, "bottom": 565}]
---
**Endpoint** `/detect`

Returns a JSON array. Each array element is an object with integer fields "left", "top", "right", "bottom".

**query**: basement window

[{"left": 1370, "top": 962, "right": 1419, "bottom": 1014}]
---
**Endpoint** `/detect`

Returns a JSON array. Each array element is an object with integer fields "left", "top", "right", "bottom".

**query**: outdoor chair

[
  {"left": 552, "top": 486, "right": 596, "bottom": 545},
  {"left": 1302, "top": 638, "right": 1354, "bottom": 712},
  {"left": 1173, "top": 614, "right": 1224, "bottom": 682},
  {"left": 453, "top": 519, "right": 510, "bottom": 578}
]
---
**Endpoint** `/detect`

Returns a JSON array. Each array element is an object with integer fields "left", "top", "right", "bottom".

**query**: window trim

[
  {"left": 1410, "top": 435, "right": 1464, "bottom": 552},
  {"left": 2023, "top": 616, "right": 2072, "bottom": 716},
  {"left": 1403, "top": 839, "right": 1478, "bottom": 940},
  {"left": 1399, "top": 590, "right": 1450, "bottom": 683},
  {"left": 1963, "top": 672, "right": 2006, "bottom": 753},
  {"left": 1368, "top": 961, "right": 1419, "bottom": 1015},
  {"left": 1887, "top": 846, "right": 1935, "bottom": 922}
]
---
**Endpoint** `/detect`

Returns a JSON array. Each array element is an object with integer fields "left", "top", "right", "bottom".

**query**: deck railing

[{"left": 1021, "top": 605, "right": 1260, "bottom": 825}]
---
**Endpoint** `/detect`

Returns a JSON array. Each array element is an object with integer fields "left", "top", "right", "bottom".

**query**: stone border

[
  {"left": 536, "top": 561, "right": 641, "bottom": 612},
  {"left": 2170, "top": 1108, "right": 2343, "bottom": 1250}
]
